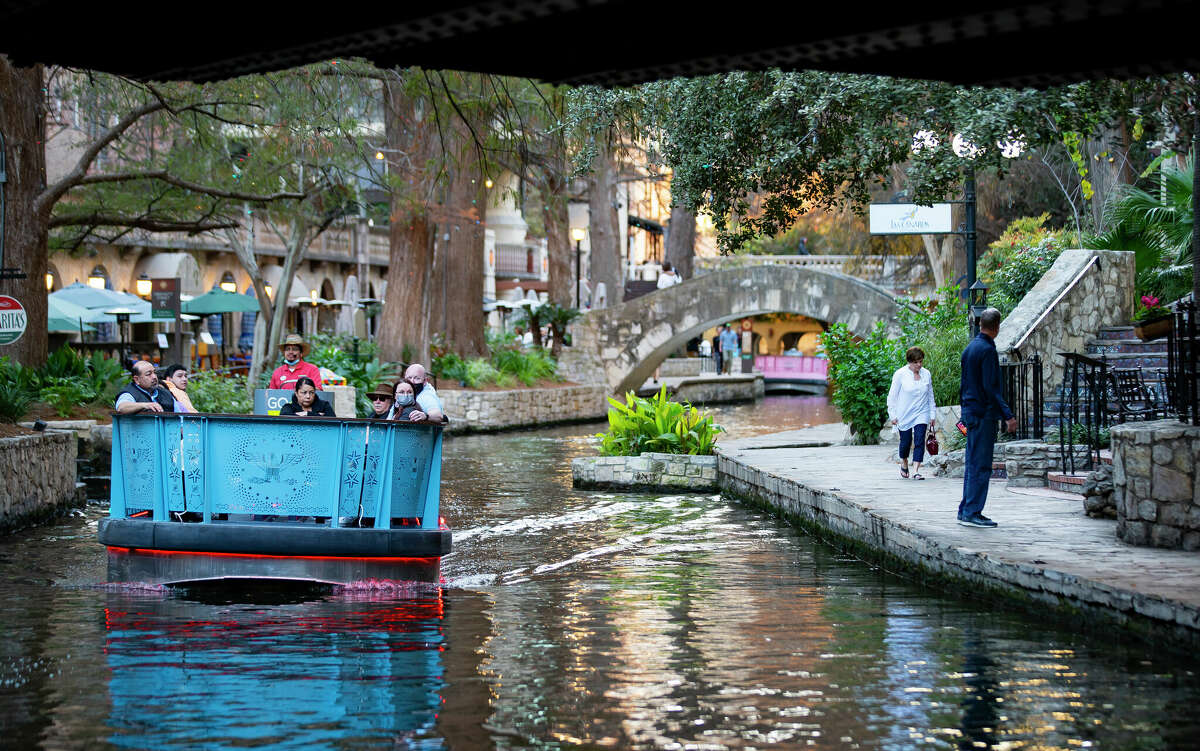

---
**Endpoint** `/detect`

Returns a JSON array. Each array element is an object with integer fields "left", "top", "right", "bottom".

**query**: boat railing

[{"left": 110, "top": 412, "right": 444, "bottom": 529}]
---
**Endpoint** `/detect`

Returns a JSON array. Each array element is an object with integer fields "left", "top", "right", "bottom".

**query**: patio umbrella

[
  {"left": 182, "top": 288, "right": 262, "bottom": 315},
  {"left": 46, "top": 296, "right": 97, "bottom": 333},
  {"left": 50, "top": 282, "right": 143, "bottom": 309}
]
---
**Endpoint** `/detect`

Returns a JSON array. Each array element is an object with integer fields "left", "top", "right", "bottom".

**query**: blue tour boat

[{"left": 99, "top": 412, "right": 451, "bottom": 586}]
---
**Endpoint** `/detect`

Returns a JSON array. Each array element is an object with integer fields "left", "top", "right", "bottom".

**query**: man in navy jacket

[{"left": 958, "top": 308, "right": 1018, "bottom": 527}]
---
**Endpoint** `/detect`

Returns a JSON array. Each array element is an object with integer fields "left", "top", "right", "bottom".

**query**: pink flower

[{"left": 1141, "top": 295, "right": 1160, "bottom": 308}]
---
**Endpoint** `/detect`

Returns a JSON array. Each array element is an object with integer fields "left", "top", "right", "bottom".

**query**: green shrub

[
  {"left": 596, "top": 387, "right": 723, "bottom": 456},
  {"left": 40, "top": 384, "right": 95, "bottom": 418},
  {"left": 431, "top": 332, "right": 561, "bottom": 389},
  {"left": 306, "top": 333, "right": 401, "bottom": 416},
  {"left": 188, "top": 372, "right": 253, "bottom": 414},
  {"left": 819, "top": 321, "right": 902, "bottom": 444}
]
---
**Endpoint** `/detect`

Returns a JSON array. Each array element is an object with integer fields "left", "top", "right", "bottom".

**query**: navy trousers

[
  {"left": 898, "top": 423, "right": 927, "bottom": 463},
  {"left": 958, "top": 416, "right": 997, "bottom": 519}
]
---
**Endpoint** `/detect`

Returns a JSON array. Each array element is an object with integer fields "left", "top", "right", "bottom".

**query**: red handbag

[{"left": 925, "top": 431, "right": 940, "bottom": 456}]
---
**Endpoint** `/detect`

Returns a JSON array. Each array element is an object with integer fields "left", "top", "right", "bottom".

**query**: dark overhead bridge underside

[{"left": 2, "top": 1, "right": 1197, "bottom": 86}]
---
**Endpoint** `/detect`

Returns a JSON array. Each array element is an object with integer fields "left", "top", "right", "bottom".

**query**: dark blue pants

[
  {"left": 898, "top": 423, "right": 927, "bottom": 463},
  {"left": 958, "top": 416, "right": 997, "bottom": 519}
]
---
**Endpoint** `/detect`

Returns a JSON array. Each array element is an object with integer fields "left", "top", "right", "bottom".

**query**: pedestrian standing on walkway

[
  {"left": 719, "top": 323, "right": 740, "bottom": 375},
  {"left": 887, "top": 347, "right": 935, "bottom": 480},
  {"left": 957, "top": 308, "right": 1018, "bottom": 528}
]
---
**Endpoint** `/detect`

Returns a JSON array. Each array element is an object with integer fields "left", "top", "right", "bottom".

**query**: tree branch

[
  {"left": 74, "top": 169, "right": 308, "bottom": 201},
  {"left": 49, "top": 212, "right": 239, "bottom": 233}
]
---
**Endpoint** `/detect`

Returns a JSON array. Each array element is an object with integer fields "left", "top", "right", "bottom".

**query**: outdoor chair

[{"left": 1105, "top": 368, "right": 1165, "bottom": 423}]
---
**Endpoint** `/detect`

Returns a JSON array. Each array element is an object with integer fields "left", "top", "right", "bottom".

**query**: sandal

[
  {"left": 912, "top": 473, "right": 925, "bottom": 480},
  {"left": 900, "top": 467, "right": 909, "bottom": 479}
]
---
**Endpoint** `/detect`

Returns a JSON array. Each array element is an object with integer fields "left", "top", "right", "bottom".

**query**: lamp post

[
  {"left": 571, "top": 227, "right": 586, "bottom": 309},
  {"left": 103, "top": 307, "right": 137, "bottom": 367}
]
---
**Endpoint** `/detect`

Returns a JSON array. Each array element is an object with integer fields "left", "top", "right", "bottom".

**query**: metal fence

[
  {"left": 1167, "top": 300, "right": 1199, "bottom": 426},
  {"left": 1000, "top": 354, "right": 1043, "bottom": 441},
  {"left": 1057, "top": 352, "right": 1110, "bottom": 474}
]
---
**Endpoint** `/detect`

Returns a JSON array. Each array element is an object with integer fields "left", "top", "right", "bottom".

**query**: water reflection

[{"left": 103, "top": 586, "right": 453, "bottom": 749}]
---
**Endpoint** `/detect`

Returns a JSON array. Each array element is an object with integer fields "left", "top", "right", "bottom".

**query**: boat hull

[{"left": 100, "top": 519, "right": 450, "bottom": 586}]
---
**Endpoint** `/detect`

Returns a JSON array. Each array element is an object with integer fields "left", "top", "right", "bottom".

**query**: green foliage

[
  {"left": 431, "top": 332, "right": 562, "bottom": 389},
  {"left": 567, "top": 71, "right": 1140, "bottom": 252},
  {"left": 0, "top": 347, "right": 126, "bottom": 421},
  {"left": 1046, "top": 423, "right": 1110, "bottom": 449},
  {"left": 188, "top": 372, "right": 253, "bottom": 414},
  {"left": 1087, "top": 155, "right": 1194, "bottom": 302},
  {"left": 980, "top": 214, "right": 1077, "bottom": 282},
  {"left": 984, "top": 235, "right": 1066, "bottom": 315},
  {"left": 596, "top": 387, "right": 724, "bottom": 456},
  {"left": 0, "top": 358, "right": 36, "bottom": 423},
  {"left": 819, "top": 321, "right": 903, "bottom": 444},
  {"left": 896, "top": 285, "right": 971, "bottom": 406}
]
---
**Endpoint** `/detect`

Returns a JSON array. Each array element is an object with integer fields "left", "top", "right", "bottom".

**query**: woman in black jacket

[{"left": 279, "top": 376, "right": 336, "bottom": 416}]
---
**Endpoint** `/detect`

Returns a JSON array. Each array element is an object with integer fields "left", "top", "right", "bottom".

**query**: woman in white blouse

[{"left": 887, "top": 346, "right": 936, "bottom": 480}]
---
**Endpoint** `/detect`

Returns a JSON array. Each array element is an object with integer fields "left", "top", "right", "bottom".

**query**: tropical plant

[
  {"left": 188, "top": 372, "right": 253, "bottom": 414},
  {"left": 431, "top": 331, "right": 562, "bottom": 389},
  {"left": 306, "top": 333, "right": 402, "bottom": 416},
  {"left": 1087, "top": 155, "right": 1194, "bottom": 302},
  {"left": 0, "top": 358, "right": 36, "bottom": 423},
  {"left": 596, "top": 387, "right": 724, "bottom": 456},
  {"left": 819, "top": 321, "right": 903, "bottom": 444},
  {"left": 538, "top": 302, "right": 582, "bottom": 357}
]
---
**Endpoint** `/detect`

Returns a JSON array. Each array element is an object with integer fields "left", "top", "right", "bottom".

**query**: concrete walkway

[{"left": 717, "top": 424, "right": 1200, "bottom": 646}]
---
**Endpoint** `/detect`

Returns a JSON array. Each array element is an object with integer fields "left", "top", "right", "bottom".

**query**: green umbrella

[
  {"left": 47, "top": 296, "right": 98, "bottom": 333},
  {"left": 182, "top": 288, "right": 262, "bottom": 315}
]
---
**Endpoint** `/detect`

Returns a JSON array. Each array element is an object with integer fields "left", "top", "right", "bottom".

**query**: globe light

[
  {"left": 484, "top": 178, "right": 494, "bottom": 189},
  {"left": 911, "top": 130, "right": 939, "bottom": 153},
  {"left": 571, "top": 227, "right": 586, "bottom": 242},
  {"left": 375, "top": 151, "right": 384, "bottom": 160},
  {"left": 997, "top": 133, "right": 1026, "bottom": 159},
  {"left": 952, "top": 133, "right": 983, "bottom": 159},
  {"left": 135, "top": 274, "right": 152, "bottom": 297}
]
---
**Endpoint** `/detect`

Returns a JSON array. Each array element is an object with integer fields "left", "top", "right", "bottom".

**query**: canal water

[{"left": 1, "top": 395, "right": 1198, "bottom": 749}]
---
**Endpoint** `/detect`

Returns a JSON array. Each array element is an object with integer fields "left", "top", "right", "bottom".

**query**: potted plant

[{"left": 1132, "top": 295, "right": 1172, "bottom": 341}]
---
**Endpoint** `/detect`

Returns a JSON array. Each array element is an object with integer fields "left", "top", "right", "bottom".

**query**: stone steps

[{"left": 1047, "top": 471, "right": 1088, "bottom": 494}]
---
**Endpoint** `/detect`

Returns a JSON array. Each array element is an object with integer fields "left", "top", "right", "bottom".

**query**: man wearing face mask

[
  {"left": 402, "top": 363, "right": 444, "bottom": 423},
  {"left": 268, "top": 334, "right": 324, "bottom": 391}
]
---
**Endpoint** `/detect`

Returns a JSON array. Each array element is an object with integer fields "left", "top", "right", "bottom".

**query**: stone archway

[{"left": 562, "top": 265, "right": 905, "bottom": 393}]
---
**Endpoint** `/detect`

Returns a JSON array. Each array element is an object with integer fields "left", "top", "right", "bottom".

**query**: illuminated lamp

[{"left": 135, "top": 274, "right": 152, "bottom": 297}]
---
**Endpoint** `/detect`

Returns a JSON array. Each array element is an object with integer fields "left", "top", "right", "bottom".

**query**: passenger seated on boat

[
  {"left": 114, "top": 361, "right": 175, "bottom": 414},
  {"left": 162, "top": 364, "right": 195, "bottom": 413},
  {"left": 400, "top": 363, "right": 444, "bottom": 422},
  {"left": 278, "top": 377, "right": 335, "bottom": 417},
  {"left": 367, "top": 383, "right": 394, "bottom": 419},
  {"left": 390, "top": 381, "right": 427, "bottom": 422}
]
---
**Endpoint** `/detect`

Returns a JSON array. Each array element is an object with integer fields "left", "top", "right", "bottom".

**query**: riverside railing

[
  {"left": 1057, "top": 352, "right": 1109, "bottom": 474},
  {"left": 109, "top": 412, "right": 443, "bottom": 529},
  {"left": 1000, "top": 354, "right": 1043, "bottom": 440},
  {"left": 1167, "top": 301, "right": 1199, "bottom": 426}
]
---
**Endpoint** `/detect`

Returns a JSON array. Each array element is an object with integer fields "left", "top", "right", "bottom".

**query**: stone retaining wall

[
  {"left": 441, "top": 384, "right": 608, "bottom": 433},
  {"left": 572, "top": 452, "right": 718, "bottom": 492},
  {"left": 1112, "top": 420, "right": 1200, "bottom": 550},
  {"left": 672, "top": 375, "right": 764, "bottom": 405},
  {"left": 0, "top": 430, "right": 80, "bottom": 532},
  {"left": 660, "top": 358, "right": 703, "bottom": 378}
]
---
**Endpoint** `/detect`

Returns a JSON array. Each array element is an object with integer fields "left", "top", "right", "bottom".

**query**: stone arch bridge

[{"left": 561, "top": 266, "right": 904, "bottom": 394}]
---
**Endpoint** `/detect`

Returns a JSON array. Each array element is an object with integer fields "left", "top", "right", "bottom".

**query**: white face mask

[{"left": 395, "top": 394, "right": 415, "bottom": 406}]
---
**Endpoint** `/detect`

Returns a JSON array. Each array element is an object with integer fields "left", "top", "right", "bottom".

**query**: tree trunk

[
  {"left": 921, "top": 234, "right": 955, "bottom": 289},
  {"left": 0, "top": 58, "right": 48, "bottom": 366},
  {"left": 542, "top": 173, "right": 573, "bottom": 307},
  {"left": 437, "top": 151, "right": 487, "bottom": 358},
  {"left": 665, "top": 201, "right": 696, "bottom": 279},
  {"left": 586, "top": 137, "right": 621, "bottom": 307},
  {"left": 1084, "top": 125, "right": 1129, "bottom": 233}
]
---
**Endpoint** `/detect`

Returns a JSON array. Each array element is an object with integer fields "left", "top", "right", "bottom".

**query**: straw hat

[
  {"left": 366, "top": 382, "right": 394, "bottom": 401},
  {"left": 278, "top": 334, "right": 310, "bottom": 358}
]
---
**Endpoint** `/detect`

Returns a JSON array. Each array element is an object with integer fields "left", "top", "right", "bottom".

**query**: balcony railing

[
  {"left": 694, "top": 254, "right": 928, "bottom": 292},
  {"left": 495, "top": 242, "right": 540, "bottom": 279}
]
